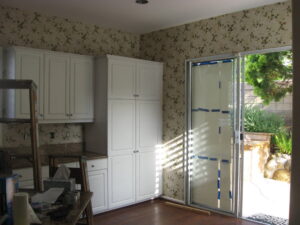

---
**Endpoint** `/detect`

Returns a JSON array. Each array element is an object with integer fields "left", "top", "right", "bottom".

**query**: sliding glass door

[{"left": 185, "top": 55, "right": 241, "bottom": 215}]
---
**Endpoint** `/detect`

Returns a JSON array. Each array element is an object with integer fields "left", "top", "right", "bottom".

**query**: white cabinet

[
  {"left": 44, "top": 52, "right": 70, "bottom": 120},
  {"left": 136, "top": 151, "right": 162, "bottom": 201},
  {"left": 136, "top": 101, "right": 162, "bottom": 152},
  {"left": 85, "top": 55, "right": 163, "bottom": 211},
  {"left": 136, "top": 62, "right": 162, "bottom": 100},
  {"left": 108, "top": 59, "right": 136, "bottom": 99},
  {"left": 108, "top": 100, "right": 136, "bottom": 156},
  {"left": 108, "top": 56, "right": 163, "bottom": 100},
  {"left": 88, "top": 169, "right": 108, "bottom": 214},
  {"left": 108, "top": 155, "right": 135, "bottom": 209},
  {"left": 44, "top": 53, "right": 94, "bottom": 122},
  {"left": 3, "top": 47, "right": 44, "bottom": 119},
  {"left": 70, "top": 55, "right": 94, "bottom": 120},
  {"left": 3, "top": 46, "right": 94, "bottom": 123}
]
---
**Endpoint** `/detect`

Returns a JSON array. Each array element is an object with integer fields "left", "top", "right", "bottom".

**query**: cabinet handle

[
  {"left": 133, "top": 94, "right": 139, "bottom": 97},
  {"left": 91, "top": 165, "right": 95, "bottom": 168},
  {"left": 133, "top": 150, "right": 139, "bottom": 153},
  {"left": 39, "top": 114, "right": 43, "bottom": 117}
]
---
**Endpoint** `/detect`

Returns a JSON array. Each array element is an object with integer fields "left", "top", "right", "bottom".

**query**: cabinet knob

[{"left": 91, "top": 165, "right": 95, "bottom": 168}]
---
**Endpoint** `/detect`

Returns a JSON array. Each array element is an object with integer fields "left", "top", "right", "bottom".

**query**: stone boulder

[
  {"left": 264, "top": 153, "right": 291, "bottom": 179},
  {"left": 272, "top": 169, "right": 291, "bottom": 183},
  {"left": 284, "top": 159, "right": 292, "bottom": 171}
]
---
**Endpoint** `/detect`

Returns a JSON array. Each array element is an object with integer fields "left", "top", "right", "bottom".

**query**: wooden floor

[{"left": 94, "top": 199, "right": 259, "bottom": 225}]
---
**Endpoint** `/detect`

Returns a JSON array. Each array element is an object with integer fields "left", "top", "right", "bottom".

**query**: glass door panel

[{"left": 187, "top": 57, "right": 239, "bottom": 214}]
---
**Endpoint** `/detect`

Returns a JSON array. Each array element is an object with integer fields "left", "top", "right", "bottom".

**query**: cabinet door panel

[
  {"left": 136, "top": 151, "right": 162, "bottom": 201},
  {"left": 70, "top": 56, "right": 93, "bottom": 120},
  {"left": 108, "top": 100, "right": 135, "bottom": 156},
  {"left": 136, "top": 63, "right": 162, "bottom": 100},
  {"left": 136, "top": 101, "right": 162, "bottom": 152},
  {"left": 15, "top": 49, "right": 44, "bottom": 119},
  {"left": 108, "top": 155, "right": 135, "bottom": 209},
  {"left": 108, "top": 59, "right": 136, "bottom": 99},
  {"left": 44, "top": 53, "right": 70, "bottom": 120},
  {"left": 88, "top": 170, "right": 108, "bottom": 214}
]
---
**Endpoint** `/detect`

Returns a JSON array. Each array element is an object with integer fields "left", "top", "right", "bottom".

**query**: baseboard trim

[{"left": 159, "top": 195, "right": 185, "bottom": 204}]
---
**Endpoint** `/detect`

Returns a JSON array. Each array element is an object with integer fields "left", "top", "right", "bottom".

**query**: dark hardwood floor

[{"left": 93, "top": 199, "right": 259, "bottom": 225}]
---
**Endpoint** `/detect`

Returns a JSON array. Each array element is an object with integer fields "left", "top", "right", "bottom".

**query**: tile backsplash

[{"left": 1, "top": 123, "right": 82, "bottom": 147}]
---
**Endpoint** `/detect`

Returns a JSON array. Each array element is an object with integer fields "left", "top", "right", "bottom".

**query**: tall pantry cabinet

[{"left": 85, "top": 55, "right": 163, "bottom": 210}]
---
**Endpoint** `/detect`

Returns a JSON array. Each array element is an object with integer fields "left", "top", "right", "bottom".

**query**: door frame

[
  {"left": 184, "top": 46, "right": 292, "bottom": 219},
  {"left": 184, "top": 53, "right": 241, "bottom": 217},
  {"left": 237, "top": 45, "right": 292, "bottom": 219}
]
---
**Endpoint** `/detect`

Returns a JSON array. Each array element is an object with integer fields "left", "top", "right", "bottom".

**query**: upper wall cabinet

[
  {"left": 108, "top": 59, "right": 136, "bottom": 99},
  {"left": 3, "top": 46, "right": 94, "bottom": 123},
  {"left": 70, "top": 55, "right": 94, "bottom": 120},
  {"left": 44, "top": 52, "right": 70, "bottom": 120},
  {"left": 136, "top": 62, "right": 162, "bottom": 100},
  {"left": 4, "top": 47, "right": 44, "bottom": 119},
  {"left": 108, "top": 56, "right": 163, "bottom": 101}
]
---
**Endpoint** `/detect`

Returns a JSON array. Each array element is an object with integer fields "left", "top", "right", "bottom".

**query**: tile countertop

[{"left": 0, "top": 143, "right": 107, "bottom": 169}]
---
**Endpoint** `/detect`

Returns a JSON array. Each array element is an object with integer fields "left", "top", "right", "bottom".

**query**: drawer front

[{"left": 87, "top": 159, "right": 108, "bottom": 172}]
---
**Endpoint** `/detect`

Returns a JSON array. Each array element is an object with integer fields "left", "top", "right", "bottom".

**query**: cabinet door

[
  {"left": 70, "top": 56, "right": 94, "bottom": 120},
  {"left": 136, "top": 101, "right": 162, "bottom": 152},
  {"left": 44, "top": 53, "right": 70, "bottom": 120},
  {"left": 108, "top": 100, "right": 135, "bottom": 156},
  {"left": 108, "top": 155, "right": 135, "bottom": 209},
  {"left": 108, "top": 59, "right": 136, "bottom": 99},
  {"left": 136, "top": 151, "right": 162, "bottom": 201},
  {"left": 15, "top": 49, "right": 44, "bottom": 119},
  {"left": 136, "top": 62, "right": 162, "bottom": 100},
  {"left": 88, "top": 169, "right": 108, "bottom": 214}
]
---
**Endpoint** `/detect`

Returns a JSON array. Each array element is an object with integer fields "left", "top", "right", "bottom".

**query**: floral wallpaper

[
  {"left": 1, "top": 124, "right": 82, "bottom": 147},
  {"left": 0, "top": 1, "right": 293, "bottom": 202},
  {"left": 0, "top": 5, "right": 140, "bottom": 57},
  {"left": 0, "top": 4, "right": 140, "bottom": 147},
  {"left": 140, "top": 1, "right": 292, "bottom": 201}
]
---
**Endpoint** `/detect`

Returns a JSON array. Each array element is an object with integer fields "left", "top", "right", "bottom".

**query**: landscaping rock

[
  {"left": 264, "top": 154, "right": 291, "bottom": 179},
  {"left": 284, "top": 159, "right": 292, "bottom": 171},
  {"left": 272, "top": 169, "right": 291, "bottom": 183}
]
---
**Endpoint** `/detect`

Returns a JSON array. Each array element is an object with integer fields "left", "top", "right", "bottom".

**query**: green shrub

[
  {"left": 244, "top": 106, "right": 285, "bottom": 133},
  {"left": 274, "top": 131, "right": 292, "bottom": 155}
]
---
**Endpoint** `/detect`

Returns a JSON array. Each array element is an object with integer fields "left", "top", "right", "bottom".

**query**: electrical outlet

[{"left": 50, "top": 132, "right": 55, "bottom": 139}]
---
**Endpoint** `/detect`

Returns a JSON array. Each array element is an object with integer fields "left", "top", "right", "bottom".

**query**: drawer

[{"left": 87, "top": 159, "right": 108, "bottom": 171}]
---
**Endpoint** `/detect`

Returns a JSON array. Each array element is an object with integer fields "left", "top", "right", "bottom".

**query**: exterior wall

[
  {"left": 140, "top": 1, "right": 292, "bottom": 201},
  {"left": 0, "top": 5, "right": 140, "bottom": 147},
  {"left": 245, "top": 83, "right": 293, "bottom": 126}
]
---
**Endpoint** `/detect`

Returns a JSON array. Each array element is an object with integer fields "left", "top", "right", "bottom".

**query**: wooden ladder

[{"left": 0, "top": 79, "right": 42, "bottom": 192}]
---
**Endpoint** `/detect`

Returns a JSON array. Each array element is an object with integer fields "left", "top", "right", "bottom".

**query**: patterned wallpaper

[
  {"left": 140, "top": 1, "right": 292, "bottom": 200},
  {"left": 0, "top": 4, "right": 140, "bottom": 147},
  {"left": 0, "top": 1, "right": 293, "bottom": 201},
  {"left": 0, "top": 5, "right": 140, "bottom": 57}
]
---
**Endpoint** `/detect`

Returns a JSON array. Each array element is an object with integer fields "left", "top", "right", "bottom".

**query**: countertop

[{"left": 0, "top": 143, "right": 107, "bottom": 169}]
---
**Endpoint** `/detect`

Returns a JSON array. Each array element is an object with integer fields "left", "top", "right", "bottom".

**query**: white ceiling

[{"left": 0, "top": 0, "right": 286, "bottom": 34}]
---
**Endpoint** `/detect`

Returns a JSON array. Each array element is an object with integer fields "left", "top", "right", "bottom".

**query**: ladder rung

[
  {"left": 0, "top": 118, "right": 32, "bottom": 123},
  {"left": 0, "top": 79, "right": 37, "bottom": 89}
]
